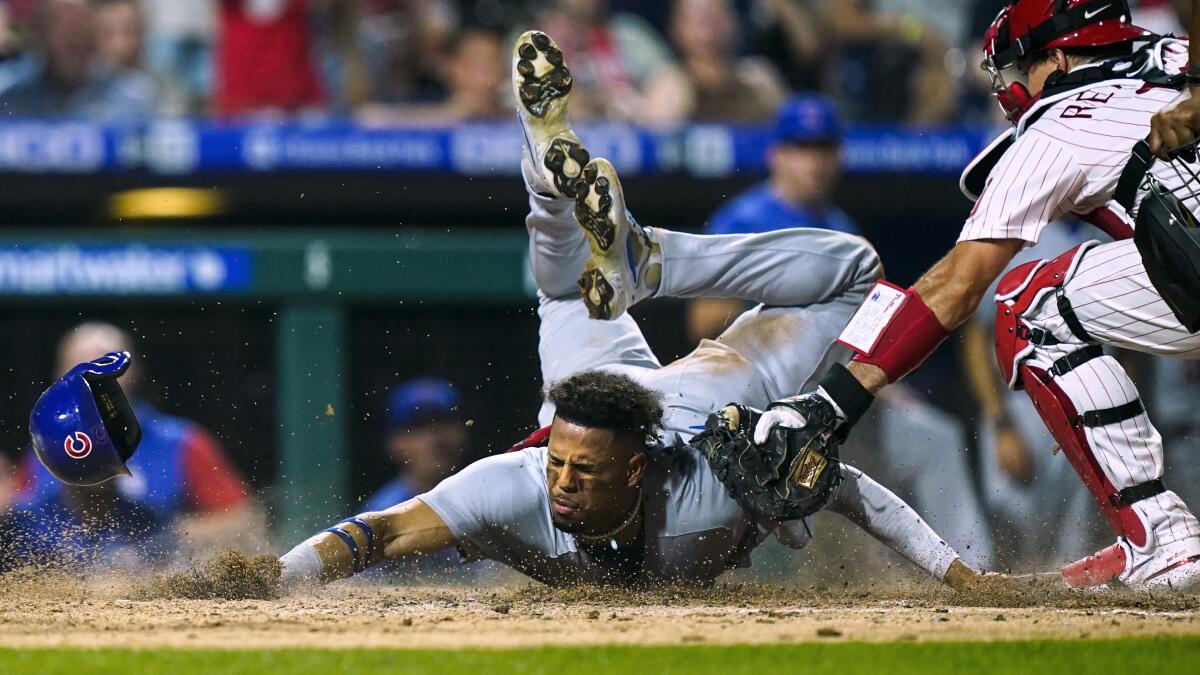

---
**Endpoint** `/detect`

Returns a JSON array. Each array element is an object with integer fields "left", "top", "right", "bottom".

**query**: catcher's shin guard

[{"left": 1020, "top": 364, "right": 1156, "bottom": 548}]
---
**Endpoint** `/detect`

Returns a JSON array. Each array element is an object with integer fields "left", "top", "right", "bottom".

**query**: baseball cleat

[
  {"left": 513, "top": 30, "right": 589, "bottom": 199},
  {"left": 1062, "top": 536, "right": 1200, "bottom": 591},
  {"left": 574, "top": 158, "right": 661, "bottom": 320}
]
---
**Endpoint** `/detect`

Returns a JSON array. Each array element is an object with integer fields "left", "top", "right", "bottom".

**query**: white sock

[{"left": 279, "top": 541, "right": 323, "bottom": 587}]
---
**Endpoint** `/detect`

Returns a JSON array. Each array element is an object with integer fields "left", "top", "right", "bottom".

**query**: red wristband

[{"left": 843, "top": 286, "right": 951, "bottom": 384}]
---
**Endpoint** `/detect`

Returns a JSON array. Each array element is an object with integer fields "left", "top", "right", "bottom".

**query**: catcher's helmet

[
  {"left": 982, "top": 0, "right": 1152, "bottom": 121},
  {"left": 29, "top": 351, "right": 142, "bottom": 486}
]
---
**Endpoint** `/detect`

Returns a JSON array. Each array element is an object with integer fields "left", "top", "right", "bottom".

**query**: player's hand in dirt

[
  {"left": 141, "top": 550, "right": 283, "bottom": 600},
  {"left": 943, "top": 560, "right": 1023, "bottom": 597},
  {"left": 1149, "top": 88, "right": 1200, "bottom": 159}
]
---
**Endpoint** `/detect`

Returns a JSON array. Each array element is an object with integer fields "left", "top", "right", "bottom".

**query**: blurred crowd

[{"left": 0, "top": 0, "right": 1188, "bottom": 124}]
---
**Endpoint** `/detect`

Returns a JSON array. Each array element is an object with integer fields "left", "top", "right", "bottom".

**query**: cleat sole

[
  {"left": 578, "top": 266, "right": 615, "bottom": 321},
  {"left": 574, "top": 162, "right": 617, "bottom": 251},
  {"left": 514, "top": 32, "right": 572, "bottom": 119},
  {"left": 544, "top": 137, "right": 589, "bottom": 199}
]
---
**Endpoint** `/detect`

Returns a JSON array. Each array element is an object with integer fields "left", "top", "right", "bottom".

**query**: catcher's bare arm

[
  {"left": 850, "top": 239, "right": 1023, "bottom": 394},
  {"left": 279, "top": 499, "right": 455, "bottom": 585},
  {"left": 752, "top": 239, "right": 1022, "bottom": 447}
]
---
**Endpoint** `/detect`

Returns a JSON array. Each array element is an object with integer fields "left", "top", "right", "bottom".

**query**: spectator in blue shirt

[
  {"left": 690, "top": 93, "right": 858, "bottom": 339},
  {"left": 361, "top": 377, "right": 469, "bottom": 513}
]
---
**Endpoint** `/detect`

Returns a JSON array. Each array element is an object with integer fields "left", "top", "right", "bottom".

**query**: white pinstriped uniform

[{"left": 960, "top": 39, "right": 1200, "bottom": 556}]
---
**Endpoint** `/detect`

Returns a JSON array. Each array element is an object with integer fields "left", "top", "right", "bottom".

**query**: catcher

[
  {"left": 275, "top": 31, "right": 994, "bottom": 590},
  {"left": 747, "top": 1, "right": 1200, "bottom": 591}
]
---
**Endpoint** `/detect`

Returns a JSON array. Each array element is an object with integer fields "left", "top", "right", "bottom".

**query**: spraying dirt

[{"left": 136, "top": 551, "right": 282, "bottom": 601}]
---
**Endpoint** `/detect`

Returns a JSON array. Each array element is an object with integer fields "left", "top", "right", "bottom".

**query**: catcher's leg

[
  {"left": 977, "top": 390, "right": 1103, "bottom": 566},
  {"left": 1016, "top": 347, "right": 1200, "bottom": 589},
  {"left": 1041, "top": 241, "right": 1200, "bottom": 588},
  {"left": 1061, "top": 239, "right": 1200, "bottom": 357}
]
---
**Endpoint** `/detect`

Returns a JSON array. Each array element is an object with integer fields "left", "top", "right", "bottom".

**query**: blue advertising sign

[
  {"left": 0, "top": 244, "right": 253, "bottom": 296},
  {"left": 0, "top": 120, "right": 1003, "bottom": 177}
]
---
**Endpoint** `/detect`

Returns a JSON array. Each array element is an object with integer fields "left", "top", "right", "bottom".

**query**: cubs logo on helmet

[{"left": 63, "top": 431, "right": 93, "bottom": 459}]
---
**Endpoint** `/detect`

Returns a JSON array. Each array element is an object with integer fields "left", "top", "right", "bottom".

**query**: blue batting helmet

[{"left": 29, "top": 351, "right": 142, "bottom": 486}]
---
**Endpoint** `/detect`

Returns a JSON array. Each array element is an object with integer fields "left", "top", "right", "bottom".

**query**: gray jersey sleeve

[
  {"left": 824, "top": 463, "right": 960, "bottom": 580},
  {"left": 417, "top": 449, "right": 551, "bottom": 562}
]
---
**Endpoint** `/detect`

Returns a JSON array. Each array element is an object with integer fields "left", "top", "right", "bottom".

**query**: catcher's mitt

[{"left": 691, "top": 400, "right": 842, "bottom": 521}]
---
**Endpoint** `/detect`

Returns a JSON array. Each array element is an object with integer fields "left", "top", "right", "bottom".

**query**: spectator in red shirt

[
  {"left": 214, "top": 0, "right": 324, "bottom": 117},
  {"left": 14, "top": 322, "right": 267, "bottom": 557}
]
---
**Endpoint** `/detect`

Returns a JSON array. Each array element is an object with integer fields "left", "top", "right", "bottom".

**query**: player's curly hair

[{"left": 547, "top": 370, "right": 664, "bottom": 445}]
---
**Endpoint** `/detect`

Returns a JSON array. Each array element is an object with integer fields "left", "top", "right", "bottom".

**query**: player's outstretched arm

[
  {"left": 1148, "top": 5, "right": 1200, "bottom": 157},
  {"left": 823, "top": 464, "right": 1008, "bottom": 593},
  {"left": 278, "top": 498, "right": 456, "bottom": 586},
  {"left": 822, "top": 464, "right": 960, "bottom": 581}
]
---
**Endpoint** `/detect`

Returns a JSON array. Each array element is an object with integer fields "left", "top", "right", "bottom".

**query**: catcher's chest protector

[{"left": 994, "top": 242, "right": 1098, "bottom": 389}]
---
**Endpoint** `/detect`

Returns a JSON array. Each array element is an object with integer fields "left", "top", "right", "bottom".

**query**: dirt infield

[{"left": 2, "top": 569, "right": 1199, "bottom": 650}]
